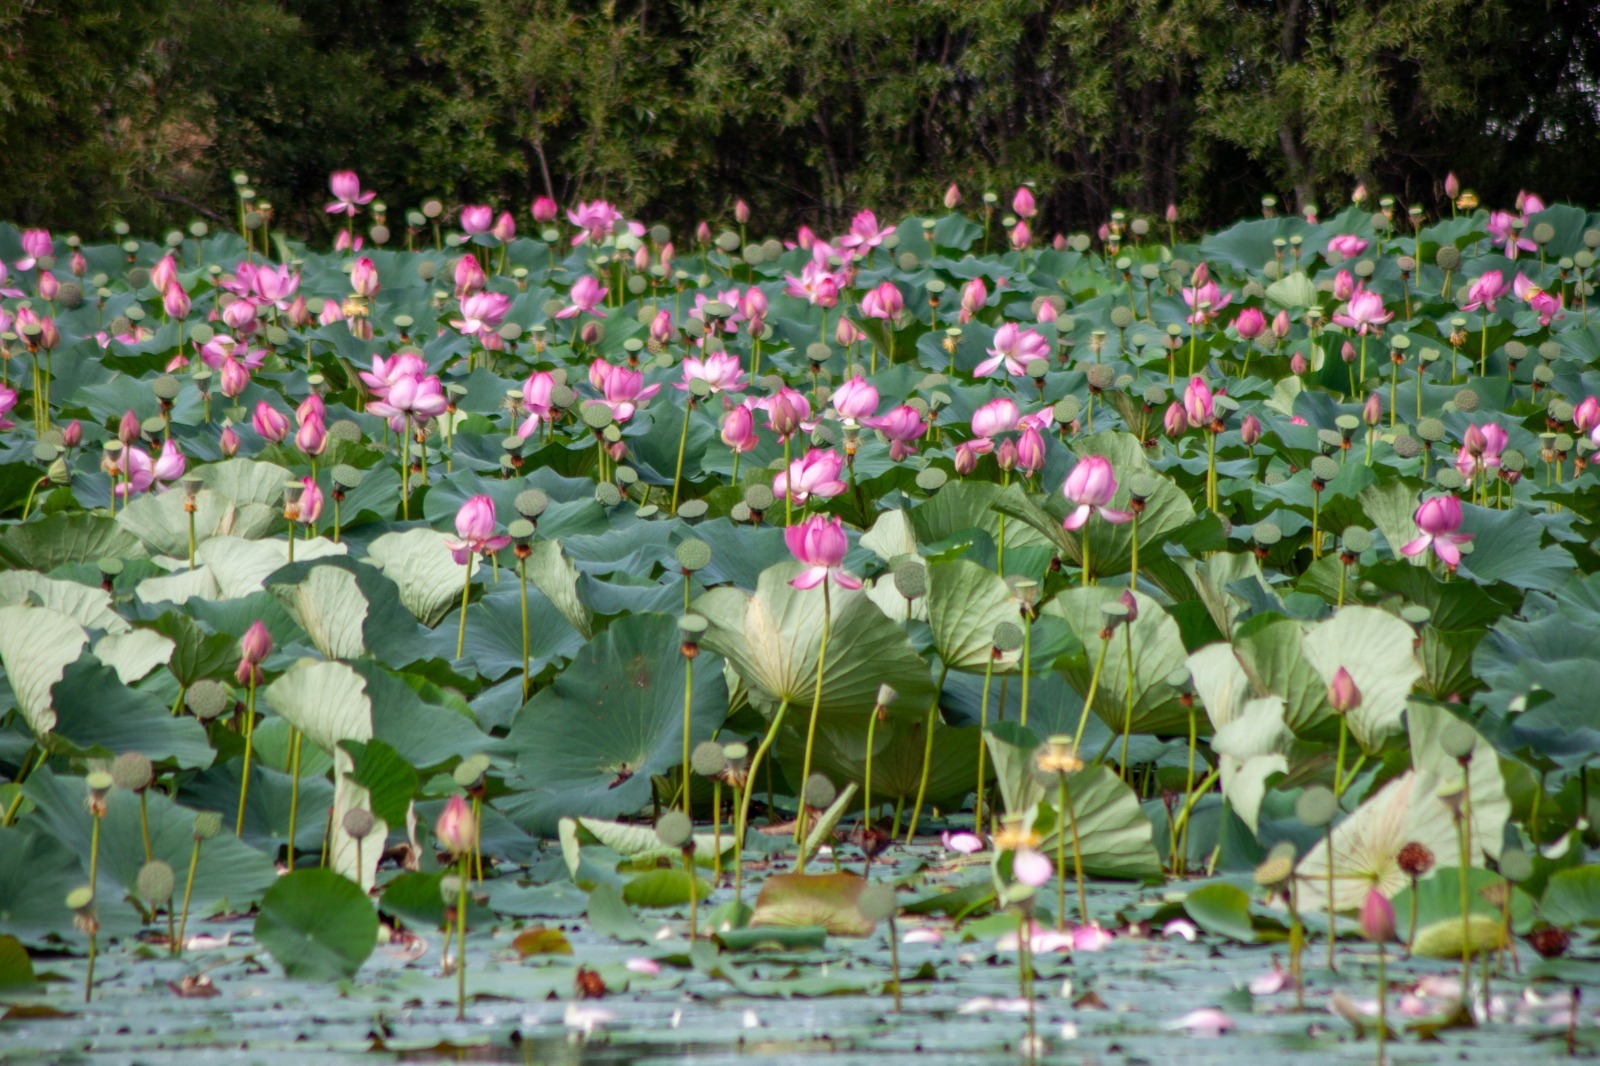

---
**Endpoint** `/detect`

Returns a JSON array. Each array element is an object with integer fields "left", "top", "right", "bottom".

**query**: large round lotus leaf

[
  {"left": 1301, "top": 605, "right": 1423, "bottom": 751},
  {"left": 1043, "top": 586, "right": 1191, "bottom": 736},
  {"left": 924, "top": 559, "right": 1022, "bottom": 673},
  {"left": 255, "top": 868, "right": 378, "bottom": 981},
  {"left": 498, "top": 612, "right": 727, "bottom": 836}
]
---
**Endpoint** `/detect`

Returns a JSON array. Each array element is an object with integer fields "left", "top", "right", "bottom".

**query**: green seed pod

[
  {"left": 1439, "top": 720, "right": 1477, "bottom": 760},
  {"left": 1295, "top": 786, "right": 1338, "bottom": 828},
  {"left": 1391, "top": 435, "right": 1421, "bottom": 459},
  {"left": 1417, "top": 418, "right": 1446, "bottom": 442},
  {"left": 453, "top": 753, "right": 491, "bottom": 788},
  {"left": 193, "top": 811, "right": 223, "bottom": 840},
  {"left": 513, "top": 488, "right": 549, "bottom": 520},
  {"left": 691, "top": 740, "right": 727, "bottom": 778},
  {"left": 110, "top": 752, "right": 153, "bottom": 792},
  {"left": 677, "top": 499, "right": 709, "bottom": 520},
  {"left": 892, "top": 560, "right": 927, "bottom": 601},
  {"left": 137, "top": 860, "right": 176, "bottom": 904},
  {"left": 1499, "top": 848, "right": 1533, "bottom": 883},
  {"left": 856, "top": 883, "right": 897, "bottom": 923},
  {"left": 675, "top": 539, "right": 712, "bottom": 572},
  {"left": 743, "top": 484, "right": 775, "bottom": 513},
  {"left": 801, "top": 774, "right": 836, "bottom": 810},
  {"left": 655, "top": 810, "right": 693, "bottom": 848},
  {"left": 1453, "top": 388, "right": 1480, "bottom": 413},
  {"left": 993, "top": 621, "right": 1024, "bottom": 653},
  {"left": 913, "top": 467, "right": 947, "bottom": 493},
  {"left": 1252, "top": 521, "right": 1282, "bottom": 546},
  {"left": 341, "top": 808, "right": 377, "bottom": 840},
  {"left": 1253, "top": 841, "right": 1298, "bottom": 887},
  {"left": 595, "top": 482, "right": 622, "bottom": 508},
  {"left": 1341, "top": 527, "right": 1373, "bottom": 554},
  {"left": 1435, "top": 245, "right": 1461, "bottom": 271},
  {"left": 1309, "top": 456, "right": 1339, "bottom": 482},
  {"left": 66, "top": 886, "right": 95, "bottom": 913}
]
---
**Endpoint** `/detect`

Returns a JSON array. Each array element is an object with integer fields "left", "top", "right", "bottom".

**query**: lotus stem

[
  {"left": 670, "top": 398, "right": 692, "bottom": 515},
  {"left": 975, "top": 653, "right": 996, "bottom": 832},
  {"left": 796, "top": 581, "right": 832, "bottom": 856},
  {"left": 734, "top": 699, "right": 788, "bottom": 905},
  {"left": 1071, "top": 633, "right": 1113, "bottom": 753},
  {"left": 1333, "top": 716, "right": 1349, "bottom": 799},
  {"left": 1121, "top": 624, "right": 1137, "bottom": 782},
  {"left": 1459, "top": 766, "right": 1473, "bottom": 1004},
  {"left": 1376, "top": 941, "right": 1388, "bottom": 1063},
  {"left": 1288, "top": 882, "right": 1305, "bottom": 1010},
  {"left": 904, "top": 663, "right": 950, "bottom": 843},
  {"left": 1019, "top": 611, "right": 1033, "bottom": 730},
  {"left": 684, "top": 843, "right": 699, "bottom": 940},
  {"left": 681, "top": 649, "right": 695, "bottom": 817},
  {"left": 455, "top": 555, "right": 474, "bottom": 661},
  {"left": 863, "top": 699, "right": 883, "bottom": 833},
  {"left": 712, "top": 780, "right": 723, "bottom": 881},
  {"left": 236, "top": 676, "right": 257, "bottom": 836},
  {"left": 1128, "top": 512, "right": 1139, "bottom": 590},
  {"left": 1064, "top": 779, "right": 1087, "bottom": 925},
  {"left": 455, "top": 852, "right": 469, "bottom": 1021},
  {"left": 286, "top": 728, "right": 302, "bottom": 871},
  {"left": 138, "top": 792, "right": 152, "bottom": 864},
  {"left": 519, "top": 556, "right": 531, "bottom": 700},
  {"left": 174, "top": 834, "right": 201, "bottom": 957},
  {"left": 888, "top": 910, "right": 902, "bottom": 1012}
]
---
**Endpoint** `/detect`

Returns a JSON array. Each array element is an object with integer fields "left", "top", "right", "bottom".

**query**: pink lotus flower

[
  {"left": 741, "top": 288, "right": 768, "bottom": 321},
  {"left": 241, "top": 620, "right": 273, "bottom": 666},
  {"left": 515, "top": 371, "right": 556, "bottom": 438},
  {"left": 1166, "top": 1008, "right": 1234, "bottom": 1037},
  {"left": 976, "top": 323, "right": 1050, "bottom": 378},
  {"left": 162, "top": 282, "right": 191, "bottom": 320},
  {"left": 1454, "top": 422, "right": 1507, "bottom": 479},
  {"left": 1327, "top": 234, "right": 1369, "bottom": 258},
  {"left": 460, "top": 205, "right": 493, "bottom": 235},
  {"left": 784, "top": 514, "right": 860, "bottom": 590},
  {"left": 252, "top": 265, "right": 299, "bottom": 308},
  {"left": 1073, "top": 923, "right": 1114, "bottom": 951},
  {"left": 325, "top": 170, "right": 376, "bottom": 215},
  {"left": 721, "top": 403, "right": 759, "bottom": 453},
  {"left": 452, "top": 291, "right": 512, "bottom": 339},
  {"left": 1327, "top": 666, "right": 1361, "bottom": 713},
  {"left": 783, "top": 259, "right": 842, "bottom": 307},
  {"left": 941, "top": 830, "right": 984, "bottom": 854},
  {"left": 361, "top": 352, "right": 428, "bottom": 398},
  {"left": 350, "top": 257, "right": 379, "bottom": 297},
  {"left": 1486, "top": 210, "right": 1536, "bottom": 258},
  {"left": 774, "top": 448, "right": 847, "bottom": 505},
  {"left": 689, "top": 288, "right": 747, "bottom": 334},
  {"left": 1240, "top": 413, "right": 1263, "bottom": 446},
  {"left": 944, "top": 184, "right": 961, "bottom": 209},
  {"left": 593, "top": 363, "right": 660, "bottom": 422},
  {"left": 678, "top": 351, "right": 745, "bottom": 394},
  {"left": 1234, "top": 307, "right": 1266, "bottom": 340},
  {"left": 651, "top": 309, "right": 675, "bottom": 345},
  {"left": 835, "top": 316, "right": 863, "bottom": 346},
  {"left": 958, "top": 278, "right": 988, "bottom": 323},
  {"left": 298, "top": 476, "right": 324, "bottom": 526},
  {"left": 252, "top": 401, "right": 290, "bottom": 443},
  {"left": 1512, "top": 273, "right": 1563, "bottom": 325},
  {"left": 1360, "top": 887, "right": 1396, "bottom": 943},
  {"left": 114, "top": 440, "right": 185, "bottom": 498},
  {"left": 971, "top": 398, "right": 1020, "bottom": 438},
  {"left": 0, "top": 385, "right": 16, "bottom": 432},
  {"left": 838, "top": 210, "right": 894, "bottom": 251},
  {"left": 827, "top": 375, "right": 879, "bottom": 422},
  {"left": 1462, "top": 270, "right": 1512, "bottom": 313},
  {"left": 0, "top": 262, "right": 23, "bottom": 298},
  {"left": 1575, "top": 396, "right": 1600, "bottom": 434},
  {"left": 1331, "top": 285, "right": 1392, "bottom": 335},
  {"left": 1183, "top": 376, "right": 1214, "bottom": 426},
  {"left": 1016, "top": 426, "right": 1046, "bottom": 475},
  {"left": 37, "top": 271, "right": 58, "bottom": 302},
  {"left": 295, "top": 414, "right": 327, "bottom": 457},
  {"left": 435, "top": 794, "right": 476, "bottom": 858},
  {"left": 1183, "top": 273, "right": 1233, "bottom": 325},
  {"left": 15, "top": 229, "right": 51, "bottom": 271},
  {"left": 222, "top": 299, "right": 259, "bottom": 334},
  {"left": 567, "top": 200, "right": 624, "bottom": 246},
  {"left": 557, "top": 275, "right": 608, "bottom": 319},
  {"left": 492, "top": 211, "right": 516, "bottom": 242},
  {"left": 368, "top": 372, "right": 448, "bottom": 425},
  {"left": 1060, "top": 456, "right": 1132, "bottom": 530},
  {"left": 759, "top": 387, "right": 812, "bottom": 440},
  {"left": 531, "top": 196, "right": 558, "bottom": 224},
  {"left": 1012, "top": 847, "right": 1053, "bottom": 887},
  {"left": 1401, "top": 495, "right": 1472, "bottom": 567},
  {"left": 219, "top": 357, "right": 250, "bottom": 399},
  {"left": 1012, "top": 186, "right": 1037, "bottom": 219},
  {"left": 860, "top": 281, "right": 904, "bottom": 321},
  {"left": 445, "top": 495, "right": 511, "bottom": 565},
  {"left": 454, "top": 254, "right": 486, "bottom": 297},
  {"left": 954, "top": 441, "right": 982, "bottom": 476},
  {"left": 220, "top": 425, "right": 240, "bottom": 457}
]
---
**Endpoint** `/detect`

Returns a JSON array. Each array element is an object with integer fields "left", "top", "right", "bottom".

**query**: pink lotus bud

[
  {"left": 1363, "top": 392, "right": 1382, "bottom": 426},
  {"left": 632, "top": 245, "right": 650, "bottom": 271},
  {"left": 734, "top": 199, "right": 750, "bottom": 225},
  {"left": 163, "top": 283, "right": 191, "bottom": 320},
  {"left": 1340, "top": 340, "right": 1357, "bottom": 365},
  {"left": 580, "top": 321, "right": 601, "bottom": 346},
  {"left": 1463, "top": 423, "right": 1487, "bottom": 456},
  {"left": 721, "top": 404, "right": 758, "bottom": 453},
  {"left": 460, "top": 205, "right": 493, "bottom": 235},
  {"left": 1352, "top": 183, "right": 1368, "bottom": 205},
  {"left": 295, "top": 415, "right": 327, "bottom": 457},
  {"left": 1166, "top": 203, "right": 1179, "bottom": 224},
  {"left": 349, "top": 257, "right": 379, "bottom": 297},
  {"left": 454, "top": 254, "right": 485, "bottom": 298},
  {"left": 287, "top": 295, "right": 312, "bottom": 328},
  {"left": 37, "top": 271, "right": 58, "bottom": 301},
  {"left": 766, "top": 392, "right": 803, "bottom": 438},
  {"left": 1333, "top": 270, "right": 1355, "bottom": 301},
  {"left": 70, "top": 250, "right": 87, "bottom": 277},
  {"left": 150, "top": 254, "right": 178, "bottom": 292},
  {"left": 1444, "top": 172, "right": 1460, "bottom": 200},
  {"left": 118, "top": 410, "right": 141, "bottom": 445},
  {"left": 659, "top": 242, "right": 675, "bottom": 270},
  {"left": 695, "top": 220, "right": 712, "bottom": 244},
  {"left": 223, "top": 299, "right": 258, "bottom": 333},
  {"left": 531, "top": 196, "right": 558, "bottom": 224},
  {"left": 492, "top": 211, "right": 516, "bottom": 242},
  {"left": 1575, "top": 396, "right": 1600, "bottom": 433},
  {"left": 1360, "top": 888, "right": 1396, "bottom": 943},
  {"left": 651, "top": 309, "right": 674, "bottom": 345},
  {"left": 219, "top": 424, "right": 240, "bottom": 457},
  {"left": 1240, "top": 414, "right": 1262, "bottom": 446},
  {"left": 1037, "top": 300, "right": 1058, "bottom": 324},
  {"left": 435, "top": 794, "right": 475, "bottom": 859},
  {"left": 241, "top": 620, "right": 273, "bottom": 666},
  {"left": 1272, "top": 309, "right": 1291, "bottom": 339},
  {"left": 252, "top": 401, "right": 289, "bottom": 443},
  {"left": 1164, "top": 401, "right": 1188, "bottom": 438},
  {"left": 1192, "top": 261, "right": 1210, "bottom": 288},
  {"left": 1119, "top": 588, "right": 1139, "bottom": 623},
  {"left": 1291, "top": 352, "right": 1309, "bottom": 375},
  {"left": 1052, "top": 233, "right": 1067, "bottom": 250},
  {"left": 61, "top": 420, "right": 82, "bottom": 448},
  {"left": 298, "top": 476, "right": 323, "bottom": 526},
  {"left": 1016, "top": 426, "right": 1046, "bottom": 474},
  {"left": 1009, "top": 221, "right": 1032, "bottom": 251},
  {"left": 995, "top": 438, "right": 1018, "bottom": 472},
  {"left": 1234, "top": 307, "right": 1266, "bottom": 340},
  {"left": 835, "top": 316, "right": 862, "bottom": 346},
  {"left": 944, "top": 184, "right": 961, "bottom": 210},
  {"left": 1327, "top": 666, "right": 1361, "bottom": 713},
  {"left": 953, "top": 441, "right": 979, "bottom": 477},
  {"left": 1012, "top": 186, "right": 1037, "bottom": 219},
  {"left": 219, "top": 357, "right": 250, "bottom": 398}
]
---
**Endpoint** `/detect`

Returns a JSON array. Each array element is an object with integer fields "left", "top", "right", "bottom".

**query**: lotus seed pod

[
  {"left": 1435, "top": 468, "right": 1466, "bottom": 491},
  {"left": 729, "top": 502, "right": 752, "bottom": 523},
  {"left": 1309, "top": 456, "right": 1339, "bottom": 482},
  {"left": 1340, "top": 527, "right": 1373, "bottom": 554},
  {"left": 1416, "top": 417, "right": 1446, "bottom": 442},
  {"left": 1439, "top": 720, "right": 1477, "bottom": 760},
  {"left": 993, "top": 621, "right": 1024, "bottom": 653},
  {"left": 193, "top": 811, "right": 223, "bottom": 840},
  {"left": 137, "top": 860, "right": 176, "bottom": 904},
  {"left": 677, "top": 499, "right": 709, "bottom": 520},
  {"left": 126, "top": 266, "right": 151, "bottom": 290},
  {"left": 1499, "top": 848, "right": 1533, "bottom": 883},
  {"left": 691, "top": 740, "right": 727, "bottom": 778},
  {"left": 1532, "top": 222, "right": 1556, "bottom": 245},
  {"left": 1391, "top": 435, "right": 1421, "bottom": 459},
  {"left": 341, "top": 808, "right": 377, "bottom": 840},
  {"left": 892, "top": 560, "right": 927, "bottom": 600},
  {"left": 513, "top": 488, "right": 549, "bottom": 520},
  {"left": 1453, "top": 388, "right": 1479, "bottom": 413},
  {"left": 453, "top": 753, "right": 491, "bottom": 788},
  {"left": 743, "top": 484, "right": 775, "bottom": 513},
  {"left": 913, "top": 467, "right": 947, "bottom": 493},
  {"left": 857, "top": 883, "right": 897, "bottom": 923},
  {"left": 655, "top": 810, "right": 693, "bottom": 848},
  {"left": 66, "top": 885, "right": 95, "bottom": 913},
  {"left": 580, "top": 402, "right": 614, "bottom": 430},
  {"left": 1397, "top": 841, "right": 1434, "bottom": 877},
  {"left": 439, "top": 874, "right": 462, "bottom": 904},
  {"left": 110, "top": 752, "right": 153, "bottom": 792},
  {"left": 1295, "top": 785, "right": 1338, "bottom": 828},
  {"left": 1127, "top": 473, "right": 1160, "bottom": 501},
  {"left": 1054, "top": 396, "right": 1082, "bottom": 422},
  {"left": 1253, "top": 521, "right": 1282, "bottom": 546},
  {"left": 1253, "top": 840, "right": 1298, "bottom": 887},
  {"left": 1435, "top": 245, "right": 1461, "bottom": 271},
  {"left": 722, "top": 742, "right": 749, "bottom": 767},
  {"left": 675, "top": 539, "right": 712, "bottom": 572},
  {"left": 1108, "top": 306, "right": 1134, "bottom": 330},
  {"left": 802, "top": 774, "right": 837, "bottom": 809},
  {"left": 86, "top": 771, "right": 114, "bottom": 801}
]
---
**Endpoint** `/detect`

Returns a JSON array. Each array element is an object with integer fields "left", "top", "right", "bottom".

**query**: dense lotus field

[{"left": 2, "top": 178, "right": 1600, "bottom": 1064}]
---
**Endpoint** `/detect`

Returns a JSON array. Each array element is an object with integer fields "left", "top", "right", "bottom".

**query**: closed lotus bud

[
  {"left": 1327, "top": 666, "right": 1361, "bottom": 713},
  {"left": 118, "top": 409, "right": 141, "bottom": 446},
  {"left": 953, "top": 441, "right": 978, "bottom": 477},
  {"left": 492, "top": 211, "right": 516, "bottom": 243},
  {"left": 1352, "top": 182, "right": 1368, "bottom": 205},
  {"left": 1164, "top": 401, "right": 1188, "bottom": 438},
  {"left": 1012, "top": 186, "right": 1037, "bottom": 220},
  {"left": 70, "top": 249, "right": 88, "bottom": 277},
  {"left": 240, "top": 620, "right": 273, "bottom": 666},
  {"left": 1341, "top": 340, "right": 1357, "bottom": 365},
  {"left": 1363, "top": 392, "right": 1382, "bottom": 426},
  {"left": 163, "top": 283, "right": 191, "bottom": 320},
  {"left": 632, "top": 245, "right": 649, "bottom": 271},
  {"left": 435, "top": 794, "right": 475, "bottom": 859},
  {"left": 1166, "top": 203, "right": 1179, "bottom": 224},
  {"left": 1240, "top": 413, "right": 1262, "bottom": 446},
  {"left": 531, "top": 196, "right": 558, "bottom": 224},
  {"left": 695, "top": 220, "right": 712, "bottom": 244},
  {"left": 1272, "top": 309, "right": 1291, "bottom": 339},
  {"left": 61, "top": 419, "right": 82, "bottom": 448},
  {"left": 734, "top": 199, "right": 750, "bottom": 225},
  {"left": 349, "top": 257, "right": 379, "bottom": 297},
  {"left": 1444, "top": 172, "right": 1460, "bottom": 200},
  {"left": 1360, "top": 888, "right": 1396, "bottom": 943},
  {"left": 219, "top": 424, "right": 240, "bottom": 457},
  {"left": 944, "top": 184, "right": 961, "bottom": 210},
  {"left": 995, "top": 438, "right": 1018, "bottom": 471},
  {"left": 1291, "top": 351, "right": 1309, "bottom": 375},
  {"left": 38, "top": 271, "right": 59, "bottom": 301}
]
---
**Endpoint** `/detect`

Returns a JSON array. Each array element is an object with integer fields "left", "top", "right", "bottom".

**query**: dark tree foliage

[{"left": 1, "top": 0, "right": 1596, "bottom": 236}]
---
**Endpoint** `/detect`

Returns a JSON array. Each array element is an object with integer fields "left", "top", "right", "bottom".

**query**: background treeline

[{"left": 2, "top": 0, "right": 1596, "bottom": 237}]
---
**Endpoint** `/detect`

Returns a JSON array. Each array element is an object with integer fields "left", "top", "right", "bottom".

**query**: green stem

[
  {"left": 904, "top": 664, "right": 950, "bottom": 843},
  {"left": 864, "top": 700, "right": 882, "bottom": 833},
  {"left": 670, "top": 399, "right": 692, "bottom": 515},
  {"left": 455, "top": 556, "right": 474, "bottom": 661},
  {"left": 975, "top": 654, "right": 995, "bottom": 832},
  {"left": 236, "top": 678, "right": 256, "bottom": 836},
  {"left": 139, "top": 793, "right": 152, "bottom": 864},
  {"left": 286, "top": 728, "right": 302, "bottom": 871},
  {"left": 1333, "top": 716, "right": 1349, "bottom": 798},
  {"left": 734, "top": 699, "right": 789, "bottom": 905},
  {"left": 1377, "top": 941, "right": 1388, "bottom": 1062},
  {"left": 519, "top": 557, "right": 531, "bottom": 700},
  {"left": 796, "top": 581, "right": 833, "bottom": 857},
  {"left": 1064, "top": 781, "right": 1088, "bottom": 925},
  {"left": 1121, "top": 624, "right": 1136, "bottom": 781},
  {"left": 455, "top": 852, "right": 469, "bottom": 1021},
  {"left": 681, "top": 652, "right": 695, "bottom": 816},
  {"left": 1019, "top": 612, "right": 1032, "bottom": 729},
  {"left": 1055, "top": 777, "right": 1068, "bottom": 931},
  {"left": 1070, "top": 635, "right": 1113, "bottom": 753},
  {"left": 174, "top": 838, "right": 201, "bottom": 957}
]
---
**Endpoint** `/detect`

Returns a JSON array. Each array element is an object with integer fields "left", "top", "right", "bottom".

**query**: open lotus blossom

[
  {"left": 1060, "top": 455, "right": 1132, "bottom": 530},
  {"left": 114, "top": 440, "right": 186, "bottom": 498},
  {"left": 773, "top": 447, "right": 847, "bottom": 505},
  {"left": 1512, "top": 273, "right": 1563, "bottom": 325},
  {"left": 558, "top": 275, "right": 608, "bottom": 319},
  {"left": 1486, "top": 209, "right": 1537, "bottom": 258},
  {"left": 676, "top": 351, "right": 745, "bottom": 394},
  {"left": 941, "top": 830, "right": 984, "bottom": 854},
  {"left": 251, "top": 264, "right": 299, "bottom": 308},
  {"left": 865, "top": 404, "right": 927, "bottom": 460},
  {"left": 1462, "top": 269, "right": 1512, "bottom": 312},
  {"left": 452, "top": 291, "right": 512, "bottom": 339},
  {"left": 1182, "top": 275, "right": 1232, "bottom": 325},
  {"left": 784, "top": 513, "right": 860, "bottom": 589},
  {"left": 827, "top": 375, "right": 879, "bottom": 422},
  {"left": 15, "top": 228, "right": 51, "bottom": 271},
  {"left": 971, "top": 397, "right": 1020, "bottom": 438},
  {"left": 567, "top": 200, "right": 625, "bottom": 245},
  {"left": 975, "top": 323, "right": 1050, "bottom": 378},
  {"left": 1165, "top": 1008, "right": 1235, "bottom": 1037},
  {"left": 368, "top": 371, "right": 448, "bottom": 429},
  {"left": 591, "top": 362, "right": 659, "bottom": 422},
  {"left": 1331, "top": 284, "right": 1392, "bottom": 334},
  {"left": 1326, "top": 234, "right": 1369, "bottom": 258},
  {"left": 361, "top": 351, "right": 428, "bottom": 398},
  {"left": 445, "top": 495, "right": 511, "bottom": 564},
  {"left": 459, "top": 205, "right": 493, "bottom": 235},
  {"left": 0, "top": 261, "right": 23, "bottom": 298},
  {"left": 1401, "top": 495, "right": 1473, "bottom": 567},
  {"left": 325, "top": 170, "right": 376, "bottom": 215},
  {"left": 837, "top": 209, "right": 894, "bottom": 251},
  {"left": 1454, "top": 422, "right": 1507, "bottom": 478},
  {"left": 513, "top": 371, "right": 556, "bottom": 438},
  {"left": 859, "top": 280, "right": 904, "bottom": 320},
  {"left": 0, "top": 385, "right": 15, "bottom": 431},
  {"left": 783, "top": 258, "right": 842, "bottom": 307}
]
